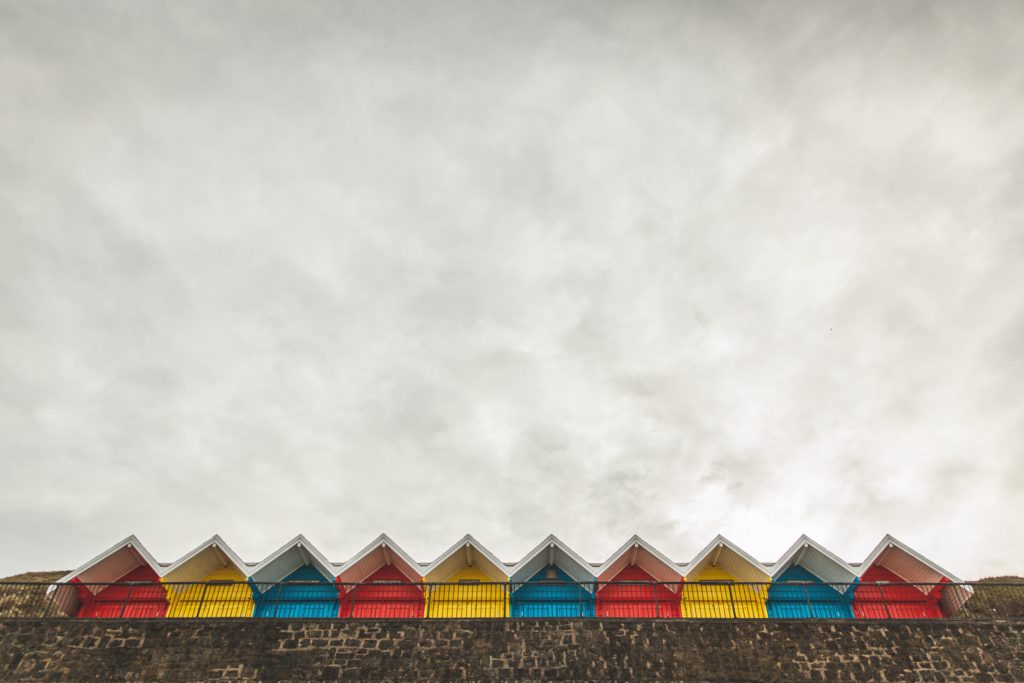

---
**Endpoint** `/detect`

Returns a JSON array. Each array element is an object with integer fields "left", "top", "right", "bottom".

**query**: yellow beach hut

[
  {"left": 681, "top": 535, "right": 770, "bottom": 618},
  {"left": 162, "top": 535, "right": 254, "bottom": 618},
  {"left": 423, "top": 535, "right": 510, "bottom": 618}
]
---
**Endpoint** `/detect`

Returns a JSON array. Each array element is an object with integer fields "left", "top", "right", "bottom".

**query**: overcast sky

[{"left": 1, "top": 1, "right": 1022, "bottom": 579}]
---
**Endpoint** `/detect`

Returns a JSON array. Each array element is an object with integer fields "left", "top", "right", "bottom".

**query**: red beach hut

[
  {"left": 595, "top": 536, "right": 683, "bottom": 618},
  {"left": 50, "top": 536, "right": 168, "bottom": 618},
  {"left": 853, "top": 535, "right": 970, "bottom": 619},
  {"left": 336, "top": 534, "right": 425, "bottom": 618}
]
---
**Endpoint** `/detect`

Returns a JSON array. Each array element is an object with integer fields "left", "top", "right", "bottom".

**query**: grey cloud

[{"left": 1, "top": 0, "right": 1022, "bottom": 578}]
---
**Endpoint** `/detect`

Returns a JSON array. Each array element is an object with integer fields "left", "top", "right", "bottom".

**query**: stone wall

[{"left": 1, "top": 618, "right": 1021, "bottom": 682}]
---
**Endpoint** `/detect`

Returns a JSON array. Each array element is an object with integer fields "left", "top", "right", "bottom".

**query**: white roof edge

[
  {"left": 683, "top": 534, "right": 769, "bottom": 580},
  {"left": 424, "top": 534, "right": 512, "bottom": 578},
  {"left": 859, "top": 534, "right": 963, "bottom": 583},
  {"left": 337, "top": 533, "right": 424, "bottom": 580},
  {"left": 769, "top": 534, "right": 857, "bottom": 581},
  {"left": 55, "top": 535, "right": 162, "bottom": 585},
  {"left": 248, "top": 534, "right": 337, "bottom": 580},
  {"left": 596, "top": 534, "right": 683, "bottom": 580},
  {"left": 159, "top": 534, "right": 250, "bottom": 579},
  {"left": 511, "top": 534, "right": 597, "bottom": 581}
]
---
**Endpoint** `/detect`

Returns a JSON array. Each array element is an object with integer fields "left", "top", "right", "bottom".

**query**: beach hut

[
  {"left": 248, "top": 535, "right": 339, "bottom": 618},
  {"left": 767, "top": 536, "right": 857, "bottom": 619},
  {"left": 50, "top": 536, "right": 168, "bottom": 618},
  {"left": 336, "top": 534, "right": 425, "bottom": 618},
  {"left": 595, "top": 536, "right": 683, "bottom": 618},
  {"left": 510, "top": 535, "right": 597, "bottom": 618},
  {"left": 423, "top": 535, "right": 510, "bottom": 618},
  {"left": 161, "top": 536, "right": 254, "bottom": 618},
  {"left": 681, "top": 535, "right": 770, "bottom": 618},
  {"left": 853, "top": 535, "right": 970, "bottom": 619}
]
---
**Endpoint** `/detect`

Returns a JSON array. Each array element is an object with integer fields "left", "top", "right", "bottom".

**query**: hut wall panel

[
  {"left": 427, "top": 547, "right": 505, "bottom": 584},
  {"left": 76, "top": 548, "right": 146, "bottom": 589},
  {"left": 163, "top": 548, "right": 235, "bottom": 584},
  {"left": 632, "top": 553, "right": 682, "bottom": 587},
  {"left": 876, "top": 547, "right": 945, "bottom": 585},
  {"left": 337, "top": 547, "right": 387, "bottom": 583},
  {"left": 512, "top": 547, "right": 594, "bottom": 586},
  {"left": 791, "top": 547, "right": 856, "bottom": 585},
  {"left": 713, "top": 549, "right": 769, "bottom": 584},
  {"left": 252, "top": 550, "right": 308, "bottom": 585}
]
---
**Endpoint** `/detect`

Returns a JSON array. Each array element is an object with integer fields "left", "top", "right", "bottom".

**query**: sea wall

[{"left": 2, "top": 618, "right": 1022, "bottom": 682}]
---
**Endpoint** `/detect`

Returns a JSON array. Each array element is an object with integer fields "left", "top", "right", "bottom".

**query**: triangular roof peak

[
  {"left": 597, "top": 534, "right": 683, "bottom": 583},
  {"left": 248, "top": 534, "right": 336, "bottom": 584},
  {"left": 160, "top": 534, "right": 250, "bottom": 580},
  {"left": 56, "top": 535, "right": 161, "bottom": 585},
  {"left": 684, "top": 534, "right": 769, "bottom": 582},
  {"left": 423, "top": 534, "right": 510, "bottom": 582},
  {"left": 859, "top": 534, "right": 962, "bottom": 583},
  {"left": 770, "top": 534, "right": 857, "bottom": 584},
  {"left": 336, "top": 533, "right": 423, "bottom": 583},
  {"left": 510, "top": 534, "right": 596, "bottom": 584}
]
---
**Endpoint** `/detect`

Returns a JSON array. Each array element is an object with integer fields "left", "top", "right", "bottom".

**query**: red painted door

[
  {"left": 75, "top": 566, "right": 168, "bottom": 618},
  {"left": 853, "top": 567, "right": 944, "bottom": 619},
  {"left": 595, "top": 566, "right": 681, "bottom": 618},
  {"left": 338, "top": 566, "right": 424, "bottom": 618}
]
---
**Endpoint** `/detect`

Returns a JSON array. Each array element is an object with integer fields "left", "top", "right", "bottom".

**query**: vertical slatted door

[
  {"left": 75, "top": 566, "right": 168, "bottom": 618},
  {"left": 165, "top": 567, "right": 254, "bottom": 618},
  {"left": 595, "top": 566, "right": 680, "bottom": 618},
  {"left": 424, "top": 568, "right": 507, "bottom": 618},
  {"left": 253, "top": 565, "right": 339, "bottom": 618},
  {"left": 766, "top": 566, "right": 853, "bottom": 619},
  {"left": 854, "top": 567, "right": 945, "bottom": 619},
  {"left": 338, "top": 566, "right": 425, "bottom": 619},
  {"left": 680, "top": 568, "right": 768, "bottom": 619},
  {"left": 510, "top": 566, "right": 595, "bottom": 618}
]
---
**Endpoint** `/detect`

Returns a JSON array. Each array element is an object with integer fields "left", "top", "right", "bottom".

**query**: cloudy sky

[{"left": 1, "top": 1, "right": 1022, "bottom": 579}]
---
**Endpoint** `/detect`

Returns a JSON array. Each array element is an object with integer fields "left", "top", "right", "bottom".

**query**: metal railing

[{"left": 0, "top": 580, "right": 1020, "bottom": 620}]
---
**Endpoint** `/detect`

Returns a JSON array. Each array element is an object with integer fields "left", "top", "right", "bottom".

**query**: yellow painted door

[
  {"left": 680, "top": 568, "right": 768, "bottom": 619},
  {"left": 165, "top": 568, "right": 255, "bottom": 618},
  {"left": 425, "top": 568, "right": 508, "bottom": 618}
]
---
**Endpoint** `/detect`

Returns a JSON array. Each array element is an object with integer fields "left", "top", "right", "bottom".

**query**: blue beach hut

[
  {"left": 510, "top": 535, "right": 596, "bottom": 618},
  {"left": 248, "top": 535, "right": 339, "bottom": 618},
  {"left": 767, "top": 535, "right": 857, "bottom": 619}
]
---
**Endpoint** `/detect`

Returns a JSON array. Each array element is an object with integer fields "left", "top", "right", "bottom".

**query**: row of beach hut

[{"left": 48, "top": 534, "right": 969, "bottom": 620}]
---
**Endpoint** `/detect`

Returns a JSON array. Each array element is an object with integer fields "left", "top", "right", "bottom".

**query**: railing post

[
  {"left": 728, "top": 583, "right": 737, "bottom": 619},
  {"left": 802, "top": 583, "right": 812, "bottom": 619},
  {"left": 653, "top": 582, "right": 660, "bottom": 618},
  {"left": 196, "top": 582, "right": 210, "bottom": 618},
  {"left": 879, "top": 582, "right": 892, "bottom": 619},
  {"left": 119, "top": 583, "right": 135, "bottom": 619},
  {"left": 273, "top": 582, "right": 282, "bottom": 619},
  {"left": 351, "top": 583, "right": 360, "bottom": 619}
]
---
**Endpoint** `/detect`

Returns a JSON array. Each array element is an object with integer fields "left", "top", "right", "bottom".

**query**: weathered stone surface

[{"left": 0, "top": 619, "right": 1020, "bottom": 682}]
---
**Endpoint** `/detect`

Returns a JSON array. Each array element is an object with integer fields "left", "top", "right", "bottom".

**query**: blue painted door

[
  {"left": 511, "top": 566, "right": 595, "bottom": 618},
  {"left": 251, "top": 565, "right": 339, "bottom": 618},
  {"left": 767, "top": 566, "right": 854, "bottom": 619}
]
